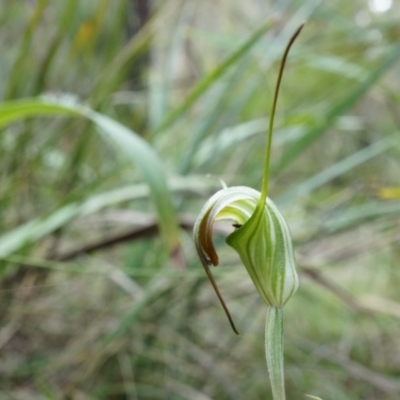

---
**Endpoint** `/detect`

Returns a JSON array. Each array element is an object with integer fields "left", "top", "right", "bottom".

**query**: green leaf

[
  {"left": 0, "top": 96, "right": 180, "bottom": 253},
  {"left": 153, "top": 18, "right": 273, "bottom": 135},
  {"left": 278, "top": 135, "right": 398, "bottom": 205},
  {"left": 274, "top": 41, "right": 400, "bottom": 173}
]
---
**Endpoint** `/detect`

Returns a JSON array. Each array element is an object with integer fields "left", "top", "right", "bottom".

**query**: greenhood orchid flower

[
  {"left": 194, "top": 185, "right": 298, "bottom": 311},
  {"left": 193, "top": 23, "right": 305, "bottom": 400}
]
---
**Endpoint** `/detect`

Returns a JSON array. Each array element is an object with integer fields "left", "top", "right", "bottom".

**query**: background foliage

[{"left": 1, "top": 0, "right": 400, "bottom": 399}]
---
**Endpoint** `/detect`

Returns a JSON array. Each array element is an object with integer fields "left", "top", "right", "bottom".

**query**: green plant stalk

[
  {"left": 258, "top": 26, "right": 303, "bottom": 398},
  {"left": 193, "top": 23, "right": 304, "bottom": 400},
  {"left": 265, "top": 307, "right": 285, "bottom": 400}
]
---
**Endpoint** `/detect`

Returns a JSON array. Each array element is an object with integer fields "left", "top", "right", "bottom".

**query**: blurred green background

[{"left": 1, "top": 0, "right": 400, "bottom": 399}]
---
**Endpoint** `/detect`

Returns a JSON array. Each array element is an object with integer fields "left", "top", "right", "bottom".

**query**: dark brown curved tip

[{"left": 202, "top": 261, "right": 240, "bottom": 336}]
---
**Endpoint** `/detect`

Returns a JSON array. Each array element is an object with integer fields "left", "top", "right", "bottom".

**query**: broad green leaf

[{"left": 0, "top": 96, "right": 180, "bottom": 253}]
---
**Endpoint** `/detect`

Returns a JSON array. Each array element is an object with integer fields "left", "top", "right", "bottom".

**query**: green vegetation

[{"left": 1, "top": 1, "right": 400, "bottom": 399}]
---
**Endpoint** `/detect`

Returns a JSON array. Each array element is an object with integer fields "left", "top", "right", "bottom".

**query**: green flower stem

[
  {"left": 265, "top": 307, "right": 285, "bottom": 400},
  {"left": 193, "top": 23, "right": 305, "bottom": 400}
]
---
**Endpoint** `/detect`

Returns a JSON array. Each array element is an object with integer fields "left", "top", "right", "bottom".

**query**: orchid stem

[
  {"left": 259, "top": 23, "right": 305, "bottom": 207},
  {"left": 265, "top": 307, "right": 285, "bottom": 400}
]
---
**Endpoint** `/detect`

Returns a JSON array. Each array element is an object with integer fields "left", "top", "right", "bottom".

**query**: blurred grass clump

[{"left": 0, "top": 0, "right": 400, "bottom": 399}]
